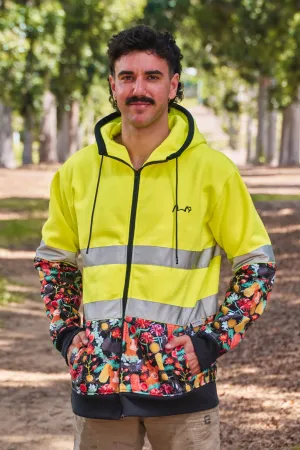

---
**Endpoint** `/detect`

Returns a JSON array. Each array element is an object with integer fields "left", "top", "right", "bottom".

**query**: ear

[
  {"left": 109, "top": 74, "right": 116, "bottom": 97},
  {"left": 169, "top": 73, "right": 179, "bottom": 100}
]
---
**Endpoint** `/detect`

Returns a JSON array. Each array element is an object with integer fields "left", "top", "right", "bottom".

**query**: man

[{"left": 34, "top": 25, "right": 276, "bottom": 450}]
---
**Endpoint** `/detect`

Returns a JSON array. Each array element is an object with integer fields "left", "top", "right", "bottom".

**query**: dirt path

[{"left": 0, "top": 167, "right": 300, "bottom": 450}]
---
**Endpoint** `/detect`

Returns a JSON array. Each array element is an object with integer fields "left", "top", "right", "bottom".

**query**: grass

[
  {"left": 251, "top": 194, "right": 300, "bottom": 202},
  {"left": 0, "top": 217, "right": 44, "bottom": 250},
  {"left": 0, "top": 276, "right": 23, "bottom": 306},
  {"left": 0, "top": 197, "right": 48, "bottom": 250},
  {"left": 0, "top": 197, "right": 49, "bottom": 213}
]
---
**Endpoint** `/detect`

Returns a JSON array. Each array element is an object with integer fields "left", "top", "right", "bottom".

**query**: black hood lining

[{"left": 94, "top": 104, "right": 195, "bottom": 162}]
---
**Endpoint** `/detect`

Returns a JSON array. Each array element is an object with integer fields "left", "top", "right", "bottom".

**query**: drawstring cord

[
  {"left": 86, "top": 155, "right": 104, "bottom": 254},
  {"left": 86, "top": 155, "right": 179, "bottom": 264},
  {"left": 175, "top": 157, "right": 179, "bottom": 265}
]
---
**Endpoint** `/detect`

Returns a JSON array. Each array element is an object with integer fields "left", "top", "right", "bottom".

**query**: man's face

[{"left": 109, "top": 51, "right": 179, "bottom": 129}]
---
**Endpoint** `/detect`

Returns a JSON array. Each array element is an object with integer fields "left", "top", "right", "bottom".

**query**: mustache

[{"left": 125, "top": 96, "right": 155, "bottom": 105}]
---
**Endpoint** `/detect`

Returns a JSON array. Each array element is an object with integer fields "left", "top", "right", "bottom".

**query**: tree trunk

[
  {"left": 69, "top": 100, "right": 80, "bottom": 155},
  {"left": 279, "top": 88, "right": 300, "bottom": 166},
  {"left": 57, "top": 109, "right": 70, "bottom": 163},
  {"left": 0, "top": 103, "right": 16, "bottom": 168},
  {"left": 255, "top": 76, "right": 270, "bottom": 163},
  {"left": 228, "top": 115, "right": 239, "bottom": 150},
  {"left": 22, "top": 107, "right": 33, "bottom": 165},
  {"left": 86, "top": 101, "right": 95, "bottom": 145},
  {"left": 246, "top": 115, "right": 253, "bottom": 164},
  {"left": 39, "top": 91, "right": 57, "bottom": 163},
  {"left": 290, "top": 102, "right": 300, "bottom": 164},
  {"left": 266, "top": 109, "right": 277, "bottom": 165}
]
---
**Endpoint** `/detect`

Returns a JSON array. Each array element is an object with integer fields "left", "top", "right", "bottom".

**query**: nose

[{"left": 132, "top": 76, "right": 146, "bottom": 95}]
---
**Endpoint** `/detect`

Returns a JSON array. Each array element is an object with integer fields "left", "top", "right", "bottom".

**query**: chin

[
  {"left": 130, "top": 119, "right": 156, "bottom": 129},
  {"left": 130, "top": 112, "right": 163, "bottom": 129}
]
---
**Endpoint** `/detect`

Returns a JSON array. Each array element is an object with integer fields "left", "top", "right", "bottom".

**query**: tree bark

[
  {"left": 255, "top": 76, "right": 270, "bottom": 163},
  {"left": 69, "top": 100, "right": 80, "bottom": 155},
  {"left": 266, "top": 109, "right": 277, "bottom": 165},
  {"left": 290, "top": 103, "right": 300, "bottom": 164},
  {"left": 279, "top": 88, "right": 300, "bottom": 166},
  {"left": 39, "top": 91, "right": 57, "bottom": 163},
  {"left": 57, "top": 109, "right": 70, "bottom": 163},
  {"left": 228, "top": 115, "right": 239, "bottom": 150},
  {"left": 0, "top": 103, "right": 16, "bottom": 168},
  {"left": 22, "top": 107, "right": 33, "bottom": 165},
  {"left": 246, "top": 115, "right": 253, "bottom": 164},
  {"left": 86, "top": 101, "right": 95, "bottom": 145}
]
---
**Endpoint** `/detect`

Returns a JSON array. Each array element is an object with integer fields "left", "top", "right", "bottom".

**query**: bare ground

[{"left": 0, "top": 166, "right": 300, "bottom": 450}]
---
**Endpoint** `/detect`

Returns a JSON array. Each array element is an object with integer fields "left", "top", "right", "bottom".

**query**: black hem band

[{"left": 71, "top": 382, "right": 218, "bottom": 419}]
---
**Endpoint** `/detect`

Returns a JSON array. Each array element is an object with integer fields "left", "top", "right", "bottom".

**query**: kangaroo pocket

[
  {"left": 134, "top": 320, "right": 195, "bottom": 395},
  {"left": 69, "top": 319, "right": 122, "bottom": 395}
]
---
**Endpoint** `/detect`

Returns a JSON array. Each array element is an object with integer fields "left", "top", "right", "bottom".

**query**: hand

[
  {"left": 67, "top": 331, "right": 88, "bottom": 365},
  {"left": 165, "top": 335, "right": 201, "bottom": 376}
]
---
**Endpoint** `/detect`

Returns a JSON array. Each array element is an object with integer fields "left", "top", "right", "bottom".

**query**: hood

[{"left": 94, "top": 104, "right": 207, "bottom": 166}]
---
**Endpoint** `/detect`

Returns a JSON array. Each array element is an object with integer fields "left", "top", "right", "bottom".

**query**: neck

[{"left": 117, "top": 114, "right": 170, "bottom": 170}]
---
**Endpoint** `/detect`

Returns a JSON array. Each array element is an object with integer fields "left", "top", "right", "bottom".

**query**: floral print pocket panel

[
  {"left": 122, "top": 318, "right": 196, "bottom": 396},
  {"left": 70, "top": 319, "right": 122, "bottom": 396}
]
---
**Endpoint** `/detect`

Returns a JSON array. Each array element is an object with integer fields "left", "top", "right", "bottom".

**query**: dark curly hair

[{"left": 107, "top": 25, "right": 184, "bottom": 111}]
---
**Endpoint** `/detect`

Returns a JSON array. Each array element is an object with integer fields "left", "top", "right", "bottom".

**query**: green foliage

[
  {"left": 1, "top": 0, "right": 300, "bottom": 162},
  {"left": 271, "top": 12, "right": 300, "bottom": 108},
  {"left": 223, "top": 90, "right": 240, "bottom": 113},
  {"left": 142, "top": 0, "right": 191, "bottom": 32},
  {"left": 1, "top": 0, "right": 146, "bottom": 150},
  {"left": 0, "top": 0, "right": 65, "bottom": 113},
  {"left": 0, "top": 276, "right": 23, "bottom": 305},
  {"left": 53, "top": 0, "right": 146, "bottom": 107},
  {"left": 186, "top": 0, "right": 299, "bottom": 109}
]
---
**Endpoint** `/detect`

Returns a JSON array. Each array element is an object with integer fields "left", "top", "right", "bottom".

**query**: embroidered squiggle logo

[{"left": 172, "top": 205, "right": 192, "bottom": 213}]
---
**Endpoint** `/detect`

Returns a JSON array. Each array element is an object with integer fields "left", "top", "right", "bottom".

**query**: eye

[
  {"left": 122, "top": 75, "right": 134, "bottom": 81},
  {"left": 147, "top": 75, "right": 159, "bottom": 80}
]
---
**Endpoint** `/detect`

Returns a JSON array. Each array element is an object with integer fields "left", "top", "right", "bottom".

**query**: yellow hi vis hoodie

[{"left": 35, "top": 104, "right": 275, "bottom": 419}]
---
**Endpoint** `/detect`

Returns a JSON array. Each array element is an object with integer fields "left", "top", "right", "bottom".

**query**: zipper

[
  {"left": 122, "top": 169, "right": 141, "bottom": 316},
  {"left": 118, "top": 169, "right": 140, "bottom": 412}
]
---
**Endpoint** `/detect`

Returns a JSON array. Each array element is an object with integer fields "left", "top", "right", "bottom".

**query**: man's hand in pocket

[
  {"left": 165, "top": 335, "right": 201, "bottom": 375},
  {"left": 67, "top": 331, "right": 88, "bottom": 365}
]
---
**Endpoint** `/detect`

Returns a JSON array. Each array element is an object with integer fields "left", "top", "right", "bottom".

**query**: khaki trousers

[{"left": 73, "top": 406, "right": 220, "bottom": 450}]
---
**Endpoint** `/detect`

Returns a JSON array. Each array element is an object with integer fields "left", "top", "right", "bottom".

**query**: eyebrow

[{"left": 117, "top": 70, "right": 164, "bottom": 77}]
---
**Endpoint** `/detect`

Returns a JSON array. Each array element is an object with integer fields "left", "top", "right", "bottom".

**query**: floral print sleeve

[
  {"left": 34, "top": 258, "right": 83, "bottom": 358},
  {"left": 191, "top": 262, "right": 276, "bottom": 370}
]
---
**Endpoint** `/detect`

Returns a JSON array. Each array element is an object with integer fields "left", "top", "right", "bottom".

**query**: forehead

[{"left": 114, "top": 51, "right": 169, "bottom": 74}]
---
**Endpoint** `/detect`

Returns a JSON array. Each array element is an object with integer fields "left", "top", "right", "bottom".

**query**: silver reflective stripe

[
  {"left": 126, "top": 294, "right": 219, "bottom": 326},
  {"left": 132, "top": 245, "right": 221, "bottom": 269},
  {"left": 80, "top": 245, "right": 220, "bottom": 269},
  {"left": 36, "top": 240, "right": 78, "bottom": 266},
  {"left": 84, "top": 299, "right": 122, "bottom": 321},
  {"left": 81, "top": 246, "right": 127, "bottom": 267},
  {"left": 232, "top": 244, "right": 275, "bottom": 272}
]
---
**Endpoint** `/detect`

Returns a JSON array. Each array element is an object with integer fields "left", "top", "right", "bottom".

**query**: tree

[
  {"left": 276, "top": 11, "right": 300, "bottom": 165},
  {"left": 142, "top": 0, "right": 191, "bottom": 33},
  {"left": 186, "top": 0, "right": 298, "bottom": 164},
  {"left": 0, "top": 0, "right": 64, "bottom": 165},
  {"left": 0, "top": 103, "right": 15, "bottom": 168},
  {"left": 53, "top": 0, "right": 146, "bottom": 162}
]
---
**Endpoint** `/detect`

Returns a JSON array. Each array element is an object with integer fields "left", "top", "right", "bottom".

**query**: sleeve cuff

[{"left": 191, "top": 332, "right": 221, "bottom": 371}]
